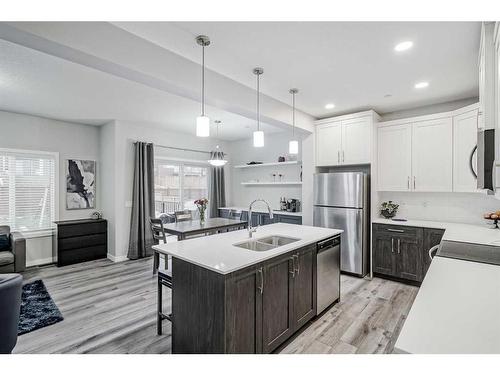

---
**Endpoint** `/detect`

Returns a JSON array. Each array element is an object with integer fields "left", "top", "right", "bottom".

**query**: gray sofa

[
  {"left": 0, "top": 226, "right": 26, "bottom": 273},
  {"left": 0, "top": 273, "right": 23, "bottom": 353}
]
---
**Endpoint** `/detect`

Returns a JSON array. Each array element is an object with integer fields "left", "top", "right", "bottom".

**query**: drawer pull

[{"left": 387, "top": 228, "right": 404, "bottom": 233}]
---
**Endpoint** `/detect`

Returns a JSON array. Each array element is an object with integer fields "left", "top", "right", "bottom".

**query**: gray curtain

[
  {"left": 209, "top": 166, "right": 226, "bottom": 218},
  {"left": 128, "top": 142, "right": 155, "bottom": 260}
]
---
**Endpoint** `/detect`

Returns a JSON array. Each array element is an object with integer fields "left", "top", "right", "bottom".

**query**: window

[
  {"left": 0, "top": 149, "right": 57, "bottom": 232},
  {"left": 154, "top": 159, "right": 208, "bottom": 215}
]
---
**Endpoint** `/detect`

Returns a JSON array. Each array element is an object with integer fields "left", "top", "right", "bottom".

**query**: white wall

[
  {"left": 378, "top": 191, "right": 500, "bottom": 225},
  {"left": 0, "top": 110, "right": 101, "bottom": 266},
  {"left": 104, "top": 120, "right": 231, "bottom": 261},
  {"left": 227, "top": 132, "right": 303, "bottom": 211}
]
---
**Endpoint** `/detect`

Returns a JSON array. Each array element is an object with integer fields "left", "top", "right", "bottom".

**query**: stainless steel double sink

[{"left": 233, "top": 235, "right": 300, "bottom": 251}]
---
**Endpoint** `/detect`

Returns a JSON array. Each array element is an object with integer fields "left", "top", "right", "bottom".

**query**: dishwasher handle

[{"left": 317, "top": 236, "right": 340, "bottom": 252}]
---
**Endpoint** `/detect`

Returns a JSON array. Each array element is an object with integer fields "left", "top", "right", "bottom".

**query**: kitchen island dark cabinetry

[{"left": 172, "top": 240, "right": 331, "bottom": 354}]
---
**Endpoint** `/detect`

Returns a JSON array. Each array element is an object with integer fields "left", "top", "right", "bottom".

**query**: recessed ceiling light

[
  {"left": 414, "top": 81, "right": 429, "bottom": 89},
  {"left": 325, "top": 103, "right": 335, "bottom": 109},
  {"left": 394, "top": 41, "right": 413, "bottom": 52},
  {"left": 384, "top": 94, "right": 392, "bottom": 98}
]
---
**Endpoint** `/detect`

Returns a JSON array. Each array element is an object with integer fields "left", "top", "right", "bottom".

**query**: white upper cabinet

[
  {"left": 341, "top": 117, "right": 371, "bottom": 165},
  {"left": 412, "top": 118, "right": 453, "bottom": 192},
  {"left": 315, "top": 111, "right": 377, "bottom": 167},
  {"left": 479, "top": 22, "right": 496, "bottom": 131},
  {"left": 453, "top": 109, "right": 479, "bottom": 192},
  {"left": 316, "top": 121, "right": 342, "bottom": 166},
  {"left": 377, "top": 123, "right": 412, "bottom": 191}
]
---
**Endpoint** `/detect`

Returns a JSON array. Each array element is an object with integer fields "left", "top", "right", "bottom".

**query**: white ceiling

[
  {"left": 0, "top": 38, "right": 282, "bottom": 140},
  {"left": 114, "top": 21, "right": 481, "bottom": 117}
]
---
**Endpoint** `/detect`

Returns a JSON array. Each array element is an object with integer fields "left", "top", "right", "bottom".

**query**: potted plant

[
  {"left": 194, "top": 198, "right": 209, "bottom": 224},
  {"left": 380, "top": 201, "right": 399, "bottom": 219}
]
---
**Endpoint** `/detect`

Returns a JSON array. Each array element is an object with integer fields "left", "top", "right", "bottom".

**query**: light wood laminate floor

[{"left": 14, "top": 258, "right": 418, "bottom": 354}]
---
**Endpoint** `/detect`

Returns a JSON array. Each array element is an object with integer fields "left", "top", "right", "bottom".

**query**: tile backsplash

[{"left": 377, "top": 191, "right": 500, "bottom": 225}]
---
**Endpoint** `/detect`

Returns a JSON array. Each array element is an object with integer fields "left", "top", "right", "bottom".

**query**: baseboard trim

[
  {"left": 26, "top": 257, "right": 55, "bottom": 267},
  {"left": 107, "top": 253, "right": 128, "bottom": 263}
]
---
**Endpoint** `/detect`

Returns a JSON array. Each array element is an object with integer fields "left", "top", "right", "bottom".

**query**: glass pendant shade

[
  {"left": 253, "top": 130, "right": 264, "bottom": 147},
  {"left": 289, "top": 139, "right": 299, "bottom": 154},
  {"left": 196, "top": 115, "right": 210, "bottom": 137},
  {"left": 208, "top": 148, "right": 227, "bottom": 166}
]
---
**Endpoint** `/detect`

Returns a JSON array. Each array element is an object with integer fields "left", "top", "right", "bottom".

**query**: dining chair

[
  {"left": 174, "top": 210, "right": 193, "bottom": 222},
  {"left": 149, "top": 218, "right": 172, "bottom": 274}
]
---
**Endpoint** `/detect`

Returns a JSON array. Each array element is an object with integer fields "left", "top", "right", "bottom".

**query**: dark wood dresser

[{"left": 55, "top": 219, "right": 108, "bottom": 267}]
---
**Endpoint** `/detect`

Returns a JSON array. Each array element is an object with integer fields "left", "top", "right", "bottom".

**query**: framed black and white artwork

[{"left": 66, "top": 159, "right": 96, "bottom": 210}]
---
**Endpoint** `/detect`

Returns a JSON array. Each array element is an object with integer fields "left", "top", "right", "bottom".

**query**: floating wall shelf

[
  {"left": 241, "top": 181, "right": 303, "bottom": 186},
  {"left": 234, "top": 161, "right": 301, "bottom": 169}
]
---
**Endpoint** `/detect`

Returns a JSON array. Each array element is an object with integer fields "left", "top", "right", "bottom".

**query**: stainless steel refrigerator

[{"left": 313, "top": 172, "right": 369, "bottom": 277}]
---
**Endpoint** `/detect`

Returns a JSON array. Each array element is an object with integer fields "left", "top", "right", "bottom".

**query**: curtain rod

[{"left": 134, "top": 141, "right": 227, "bottom": 156}]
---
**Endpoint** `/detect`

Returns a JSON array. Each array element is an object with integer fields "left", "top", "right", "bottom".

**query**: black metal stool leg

[{"left": 157, "top": 276, "right": 162, "bottom": 335}]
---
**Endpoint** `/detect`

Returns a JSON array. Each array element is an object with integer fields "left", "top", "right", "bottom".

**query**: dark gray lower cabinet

[
  {"left": 423, "top": 228, "right": 445, "bottom": 276},
  {"left": 172, "top": 242, "right": 320, "bottom": 353},
  {"left": 217, "top": 209, "right": 302, "bottom": 225},
  {"left": 373, "top": 224, "right": 444, "bottom": 283}
]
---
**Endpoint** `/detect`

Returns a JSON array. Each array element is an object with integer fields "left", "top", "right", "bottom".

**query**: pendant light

[
  {"left": 289, "top": 88, "right": 299, "bottom": 154},
  {"left": 196, "top": 35, "right": 210, "bottom": 137},
  {"left": 208, "top": 120, "right": 228, "bottom": 166},
  {"left": 253, "top": 67, "right": 264, "bottom": 147}
]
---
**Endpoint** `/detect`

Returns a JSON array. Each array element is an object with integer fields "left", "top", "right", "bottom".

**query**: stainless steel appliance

[
  {"left": 313, "top": 172, "right": 369, "bottom": 277},
  {"left": 472, "top": 128, "right": 495, "bottom": 190},
  {"left": 316, "top": 236, "right": 341, "bottom": 314}
]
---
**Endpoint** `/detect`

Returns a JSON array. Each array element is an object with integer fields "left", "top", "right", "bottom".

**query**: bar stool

[{"left": 157, "top": 258, "right": 172, "bottom": 335}]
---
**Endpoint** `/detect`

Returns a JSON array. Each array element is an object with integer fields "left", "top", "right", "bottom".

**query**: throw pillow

[{"left": 0, "top": 234, "right": 10, "bottom": 251}]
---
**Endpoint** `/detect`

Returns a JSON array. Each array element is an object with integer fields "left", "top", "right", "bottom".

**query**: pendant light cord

[
  {"left": 201, "top": 44, "right": 205, "bottom": 117},
  {"left": 256, "top": 73, "right": 260, "bottom": 131},
  {"left": 292, "top": 91, "right": 295, "bottom": 137}
]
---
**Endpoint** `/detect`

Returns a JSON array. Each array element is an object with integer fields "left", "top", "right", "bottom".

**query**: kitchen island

[{"left": 153, "top": 223, "right": 342, "bottom": 353}]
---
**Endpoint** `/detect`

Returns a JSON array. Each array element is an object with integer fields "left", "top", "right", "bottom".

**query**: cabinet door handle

[
  {"left": 387, "top": 228, "right": 404, "bottom": 233},
  {"left": 407, "top": 176, "right": 410, "bottom": 190},
  {"left": 413, "top": 176, "right": 416, "bottom": 190},
  {"left": 338, "top": 151, "right": 340, "bottom": 163},
  {"left": 294, "top": 254, "right": 300, "bottom": 275},
  {"left": 391, "top": 238, "right": 394, "bottom": 253},
  {"left": 290, "top": 257, "right": 296, "bottom": 277},
  {"left": 342, "top": 151, "right": 345, "bottom": 163},
  {"left": 257, "top": 268, "right": 264, "bottom": 294},
  {"left": 397, "top": 238, "right": 401, "bottom": 254}
]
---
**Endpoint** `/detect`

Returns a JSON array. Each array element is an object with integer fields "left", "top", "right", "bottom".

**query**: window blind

[{"left": 0, "top": 149, "right": 57, "bottom": 232}]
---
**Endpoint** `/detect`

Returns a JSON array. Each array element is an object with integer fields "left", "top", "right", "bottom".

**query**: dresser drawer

[
  {"left": 58, "top": 221, "right": 107, "bottom": 239},
  {"left": 58, "top": 233, "right": 107, "bottom": 252},
  {"left": 57, "top": 245, "right": 107, "bottom": 266}
]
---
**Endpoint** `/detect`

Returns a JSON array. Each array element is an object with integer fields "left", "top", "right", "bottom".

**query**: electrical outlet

[{"left": 125, "top": 201, "right": 133, "bottom": 208}]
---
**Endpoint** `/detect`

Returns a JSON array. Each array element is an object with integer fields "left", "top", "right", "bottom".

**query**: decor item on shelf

[
  {"left": 278, "top": 156, "right": 286, "bottom": 162},
  {"left": 195, "top": 35, "right": 210, "bottom": 137},
  {"left": 380, "top": 201, "right": 399, "bottom": 219},
  {"left": 66, "top": 159, "right": 96, "bottom": 209},
  {"left": 272, "top": 173, "right": 276, "bottom": 182},
  {"left": 278, "top": 173, "right": 283, "bottom": 182},
  {"left": 208, "top": 120, "right": 228, "bottom": 166},
  {"left": 247, "top": 161, "right": 263, "bottom": 165},
  {"left": 288, "top": 88, "right": 299, "bottom": 154},
  {"left": 195, "top": 198, "right": 209, "bottom": 224},
  {"left": 483, "top": 211, "right": 500, "bottom": 229},
  {"left": 253, "top": 67, "right": 264, "bottom": 147},
  {"left": 90, "top": 211, "right": 102, "bottom": 220}
]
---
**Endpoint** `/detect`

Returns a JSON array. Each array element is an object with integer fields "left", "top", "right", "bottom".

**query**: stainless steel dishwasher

[{"left": 316, "top": 235, "right": 341, "bottom": 314}]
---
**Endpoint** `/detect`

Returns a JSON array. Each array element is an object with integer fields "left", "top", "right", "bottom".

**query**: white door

[
  {"left": 316, "top": 121, "right": 342, "bottom": 166},
  {"left": 453, "top": 110, "right": 478, "bottom": 192},
  {"left": 377, "top": 123, "right": 412, "bottom": 191},
  {"left": 412, "top": 118, "right": 453, "bottom": 192},
  {"left": 341, "top": 117, "right": 371, "bottom": 165}
]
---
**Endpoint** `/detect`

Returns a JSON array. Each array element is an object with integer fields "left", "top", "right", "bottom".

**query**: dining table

[{"left": 161, "top": 217, "right": 248, "bottom": 241}]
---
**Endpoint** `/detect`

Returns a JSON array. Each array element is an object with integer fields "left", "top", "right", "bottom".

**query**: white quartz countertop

[
  {"left": 219, "top": 206, "right": 303, "bottom": 217},
  {"left": 372, "top": 218, "right": 500, "bottom": 246},
  {"left": 394, "top": 256, "right": 500, "bottom": 354},
  {"left": 153, "top": 223, "right": 342, "bottom": 274}
]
